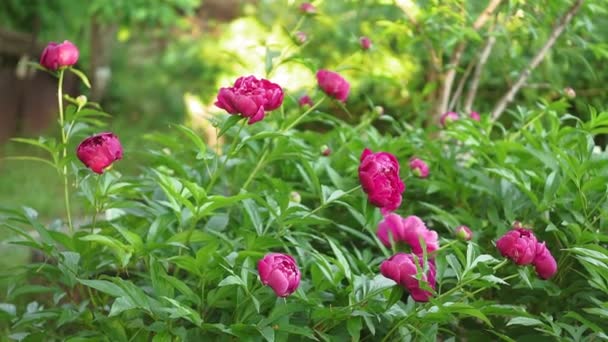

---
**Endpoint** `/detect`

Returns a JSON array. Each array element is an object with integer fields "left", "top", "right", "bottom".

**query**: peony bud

[
  {"left": 533, "top": 243, "right": 557, "bottom": 279},
  {"left": 439, "top": 111, "right": 459, "bottom": 127},
  {"left": 76, "top": 132, "right": 123, "bottom": 174},
  {"left": 496, "top": 228, "right": 538, "bottom": 265},
  {"left": 289, "top": 191, "right": 301, "bottom": 204},
  {"left": 380, "top": 253, "right": 436, "bottom": 302},
  {"left": 377, "top": 214, "right": 439, "bottom": 254},
  {"left": 215, "top": 75, "right": 284, "bottom": 124},
  {"left": 321, "top": 145, "right": 331, "bottom": 156},
  {"left": 299, "top": 2, "right": 316, "bottom": 14},
  {"left": 298, "top": 95, "right": 313, "bottom": 107},
  {"left": 316, "top": 69, "right": 350, "bottom": 102},
  {"left": 470, "top": 111, "right": 480, "bottom": 121},
  {"left": 258, "top": 253, "right": 301, "bottom": 297},
  {"left": 358, "top": 148, "right": 405, "bottom": 213},
  {"left": 76, "top": 95, "right": 88, "bottom": 109},
  {"left": 295, "top": 31, "right": 307, "bottom": 44},
  {"left": 373, "top": 106, "right": 384, "bottom": 116},
  {"left": 455, "top": 225, "right": 473, "bottom": 241},
  {"left": 564, "top": 87, "right": 576, "bottom": 99},
  {"left": 40, "top": 40, "right": 79, "bottom": 70},
  {"left": 359, "top": 36, "right": 372, "bottom": 50},
  {"left": 409, "top": 158, "right": 429, "bottom": 178}
]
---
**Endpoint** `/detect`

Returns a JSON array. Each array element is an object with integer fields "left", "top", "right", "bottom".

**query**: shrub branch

[{"left": 491, "top": 0, "right": 585, "bottom": 121}]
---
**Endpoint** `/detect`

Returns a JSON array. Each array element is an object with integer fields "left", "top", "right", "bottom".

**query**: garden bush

[{"left": 1, "top": 1, "right": 608, "bottom": 341}]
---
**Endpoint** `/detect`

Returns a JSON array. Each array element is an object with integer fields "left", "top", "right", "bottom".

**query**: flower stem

[
  {"left": 243, "top": 100, "right": 325, "bottom": 191},
  {"left": 206, "top": 119, "right": 247, "bottom": 192},
  {"left": 91, "top": 175, "right": 102, "bottom": 234},
  {"left": 282, "top": 97, "right": 325, "bottom": 132},
  {"left": 58, "top": 69, "right": 74, "bottom": 234}
]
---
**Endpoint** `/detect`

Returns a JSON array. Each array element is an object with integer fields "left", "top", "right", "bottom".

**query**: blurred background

[{"left": 1, "top": 0, "right": 607, "bottom": 267}]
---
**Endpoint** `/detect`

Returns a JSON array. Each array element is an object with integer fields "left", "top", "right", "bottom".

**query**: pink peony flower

[
  {"left": 316, "top": 69, "right": 350, "bottom": 102},
  {"left": 40, "top": 40, "right": 79, "bottom": 70},
  {"left": 409, "top": 158, "right": 429, "bottom": 178},
  {"left": 359, "top": 36, "right": 372, "bottom": 50},
  {"left": 470, "top": 111, "right": 480, "bottom": 121},
  {"left": 258, "top": 253, "right": 301, "bottom": 297},
  {"left": 76, "top": 132, "right": 123, "bottom": 174},
  {"left": 496, "top": 228, "right": 538, "bottom": 265},
  {"left": 358, "top": 149, "right": 405, "bottom": 213},
  {"left": 533, "top": 243, "right": 557, "bottom": 279},
  {"left": 380, "top": 253, "right": 436, "bottom": 302},
  {"left": 439, "top": 111, "right": 459, "bottom": 127},
  {"left": 377, "top": 214, "right": 439, "bottom": 254},
  {"left": 215, "top": 75, "right": 284, "bottom": 124},
  {"left": 455, "top": 225, "right": 473, "bottom": 241},
  {"left": 299, "top": 2, "right": 316, "bottom": 14},
  {"left": 298, "top": 95, "right": 314, "bottom": 107}
]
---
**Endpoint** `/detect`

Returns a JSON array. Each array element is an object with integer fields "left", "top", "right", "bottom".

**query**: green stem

[
  {"left": 242, "top": 99, "right": 326, "bottom": 191},
  {"left": 242, "top": 147, "right": 270, "bottom": 191},
  {"left": 282, "top": 97, "right": 325, "bottom": 132},
  {"left": 206, "top": 119, "right": 247, "bottom": 192},
  {"left": 58, "top": 69, "right": 74, "bottom": 234},
  {"left": 91, "top": 175, "right": 102, "bottom": 234}
]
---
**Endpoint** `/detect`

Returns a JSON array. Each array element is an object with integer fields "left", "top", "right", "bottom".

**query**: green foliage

[{"left": 2, "top": 0, "right": 608, "bottom": 341}]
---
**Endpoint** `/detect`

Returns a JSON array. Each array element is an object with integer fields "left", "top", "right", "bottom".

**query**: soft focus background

[
  {"left": 1, "top": 0, "right": 607, "bottom": 217},
  {"left": 1, "top": 0, "right": 608, "bottom": 339}
]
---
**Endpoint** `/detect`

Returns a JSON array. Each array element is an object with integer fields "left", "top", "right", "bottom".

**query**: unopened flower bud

[
  {"left": 321, "top": 145, "right": 331, "bottom": 156},
  {"left": 289, "top": 191, "right": 301, "bottom": 203},
  {"left": 455, "top": 225, "right": 473, "bottom": 241},
  {"left": 564, "top": 87, "right": 576, "bottom": 99}
]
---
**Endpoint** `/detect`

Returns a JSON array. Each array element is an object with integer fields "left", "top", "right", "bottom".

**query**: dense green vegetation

[{"left": 1, "top": 1, "right": 608, "bottom": 340}]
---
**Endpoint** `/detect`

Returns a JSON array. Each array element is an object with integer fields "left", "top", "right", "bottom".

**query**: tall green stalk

[{"left": 57, "top": 69, "right": 74, "bottom": 234}]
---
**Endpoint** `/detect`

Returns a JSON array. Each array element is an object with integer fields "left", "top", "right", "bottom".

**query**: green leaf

[
  {"left": 327, "top": 237, "right": 352, "bottom": 282},
  {"left": 347, "top": 316, "right": 362, "bottom": 342},
  {"left": 109, "top": 296, "right": 137, "bottom": 316},
  {"left": 218, "top": 275, "right": 245, "bottom": 287},
  {"left": 174, "top": 124, "right": 207, "bottom": 155},
  {"left": 386, "top": 286, "right": 404, "bottom": 309},
  {"left": 161, "top": 296, "right": 203, "bottom": 327},
  {"left": 507, "top": 317, "right": 545, "bottom": 327},
  {"left": 218, "top": 115, "right": 243, "bottom": 137},
  {"left": 77, "top": 279, "right": 125, "bottom": 298},
  {"left": 68, "top": 67, "right": 91, "bottom": 88}
]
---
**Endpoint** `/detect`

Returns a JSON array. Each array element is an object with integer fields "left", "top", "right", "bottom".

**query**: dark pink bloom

[
  {"left": 496, "top": 228, "right": 538, "bottom": 265},
  {"left": 295, "top": 31, "right": 307, "bottom": 44},
  {"left": 298, "top": 95, "right": 313, "bottom": 107},
  {"left": 215, "top": 75, "right": 284, "bottom": 124},
  {"left": 360, "top": 36, "right": 372, "bottom": 50},
  {"left": 409, "top": 158, "right": 429, "bottom": 178},
  {"left": 533, "top": 243, "right": 557, "bottom": 279},
  {"left": 470, "top": 111, "right": 481, "bottom": 121},
  {"left": 358, "top": 148, "right": 405, "bottom": 213},
  {"left": 380, "top": 253, "right": 436, "bottom": 302},
  {"left": 439, "top": 111, "right": 459, "bottom": 127},
  {"left": 40, "top": 40, "right": 79, "bottom": 70},
  {"left": 455, "top": 225, "right": 473, "bottom": 241},
  {"left": 316, "top": 70, "right": 350, "bottom": 102},
  {"left": 258, "top": 253, "right": 301, "bottom": 297},
  {"left": 299, "top": 2, "right": 316, "bottom": 14},
  {"left": 76, "top": 132, "right": 123, "bottom": 174},
  {"left": 377, "top": 214, "right": 439, "bottom": 254}
]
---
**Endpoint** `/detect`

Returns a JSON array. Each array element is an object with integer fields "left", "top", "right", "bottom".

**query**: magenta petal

[{"left": 267, "top": 269, "right": 290, "bottom": 297}]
